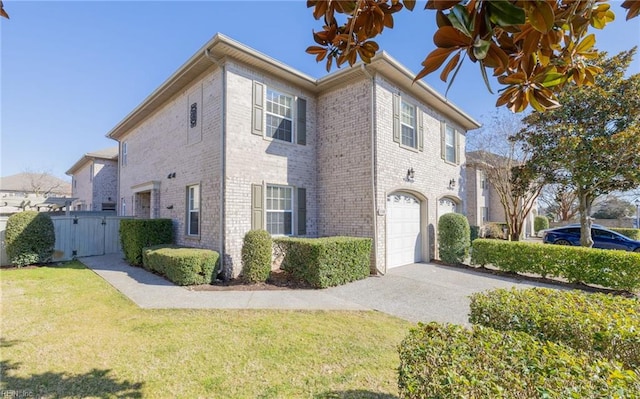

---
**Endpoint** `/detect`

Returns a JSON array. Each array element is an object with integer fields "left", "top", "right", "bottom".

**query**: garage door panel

[{"left": 387, "top": 193, "right": 422, "bottom": 269}]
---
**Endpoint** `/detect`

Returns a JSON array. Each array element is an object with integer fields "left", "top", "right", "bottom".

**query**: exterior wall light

[{"left": 407, "top": 168, "right": 415, "bottom": 181}]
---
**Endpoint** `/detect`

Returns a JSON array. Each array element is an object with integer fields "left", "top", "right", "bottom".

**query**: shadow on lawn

[
  {"left": 1, "top": 360, "right": 144, "bottom": 398},
  {"left": 315, "top": 390, "right": 398, "bottom": 399}
]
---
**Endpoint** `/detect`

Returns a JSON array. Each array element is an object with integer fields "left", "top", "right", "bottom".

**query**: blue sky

[{"left": 2, "top": 1, "right": 639, "bottom": 181}]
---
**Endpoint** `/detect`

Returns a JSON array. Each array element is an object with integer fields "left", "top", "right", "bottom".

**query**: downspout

[
  {"left": 360, "top": 64, "right": 384, "bottom": 275},
  {"left": 205, "top": 49, "right": 228, "bottom": 280}
]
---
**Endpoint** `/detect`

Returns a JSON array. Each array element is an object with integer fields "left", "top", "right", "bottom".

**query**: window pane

[
  {"left": 189, "top": 211, "right": 199, "bottom": 235},
  {"left": 401, "top": 125, "right": 415, "bottom": 148},
  {"left": 265, "top": 88, "right": 293, "bottom": 142},
  {"left": 283, "top": 212, "right": 292, "bottom": 235}
]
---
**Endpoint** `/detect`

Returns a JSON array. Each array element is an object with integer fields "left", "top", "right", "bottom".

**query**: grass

[{"left": 1, "top": 261, "right": 411, "bottom": 398}]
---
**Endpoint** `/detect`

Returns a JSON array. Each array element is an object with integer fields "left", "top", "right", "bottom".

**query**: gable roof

[
  {"left": 466, "top": 150, "right": 519, "bottom": 168},
  {"left": 0, "top": 173, "right": 72, "bottom": 196},
  {"left": 107, "top": 33, "right": 480, "bottom": 141},
  {"left": 66, "top": 146, "right": 119, "bottom": 176}
]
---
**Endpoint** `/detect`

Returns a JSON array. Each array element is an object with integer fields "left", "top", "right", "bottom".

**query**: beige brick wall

[
  {"left": 71, "top": 162, "right": 94, "bottom": 210},
  {"left": 223, "top": 60, "right": 318, "bottom": 277},
  {"left": 92, "top": 159, "right": 118, "bottom": 209},
  {"left": 118, "top": 66, "right": 223, "bottom": 254},
  {"left": 373, "top": 76, "right": 466, "bottom": 270}
]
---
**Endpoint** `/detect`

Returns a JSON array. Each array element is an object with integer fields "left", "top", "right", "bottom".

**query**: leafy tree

[
  {"left": 467, "top": 111, "right": 543, "bottom": 241},
  {"left": 591, "top": 195, "right": 635, "bottom": 219},
  {"left": 307, "top": 0, "right": 639, "bottom": 113},
  {"left": 515, "top": 49, "right": 640, "bottom": 247}
]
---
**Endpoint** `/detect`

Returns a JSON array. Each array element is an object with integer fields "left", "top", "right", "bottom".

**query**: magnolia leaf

[
  {"left": 527, "top": 0, "right": 555, "bottom": 33},
  {"left": 436, "top": 10, "right": 452, "bottom": 27},
  {"left": 539, "top": 72, "right": 566, "bottom": 88},
  {"left": 433, "top": 26, "right": 472, "bottom": 48},
  {"left": 415, "top": 47, "right": 458, "bottom": 81},
  {"left": 575, "top": 33, "right": 596, "bottom": 54},
  {"left": 425, "top": 0, "right": 460, "bottom": 11},
  {"left": 0, "top": 0, "right": 8, "bottom": 19},
  {"left": 403, "top": 0, "right": 416, "bottom": 12},
  {"left": 440, "top": 51, "right": 461, "bottom": 82},
  {"left": 444, "top": 52, "right": 465, "bottom": 97},
  {"left": 448, "top": 4, "right": 472, "bottom": 37},
  {"left": 621, "top": 0, "right": 640, "bottom": 20},
  {"left": 487, "top": 0, "right": 526, "bottom": 27},
  {"left": 479, "top": 61, "right": 494, "bottom": 94},
  {"left": 472, "top": 38, "right": 491, "bottom": 60},
  {"left": 335, "top": 1, "right": 358, "bottom": 15}
]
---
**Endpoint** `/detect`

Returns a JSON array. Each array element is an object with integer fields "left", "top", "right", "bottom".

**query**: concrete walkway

[{"left": 80, "top": 254, "right": 560, "bottom": 325}]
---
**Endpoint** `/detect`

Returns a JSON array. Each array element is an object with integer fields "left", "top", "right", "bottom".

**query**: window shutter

[
  {"left": 417, "top": 109, "right": 424, "bottom": 152},
  {"left": 393, "top": 93, "right": 400, "bottom": 143},
  {"left": 252, "top": 81, "right": 264, "bottom": 136},
  {"left": 251, "top": 184, "right": 264, "bottom": 230},
  {"left": 297, "top": 187, "right": 306, "bottom": 236},
  {"left": 455, "top": 130, "right": 461, "bottom": 165},
  {"left": 296, "top": 98, "right": 307, "bottom": 145},
  {"left": 440, "top": 121, "right": 446, "bottom": 160}
]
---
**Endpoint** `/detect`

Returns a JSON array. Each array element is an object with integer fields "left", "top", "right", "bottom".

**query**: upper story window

[
  {"left": 479, "top": 171, "right": 487, "bottom": 190},
  {"left": 252, "top": 81, "right": 307, "bottom": 145},
  {"left": 187, "top": 184, "right": 200, "bottom": 236},
  {"left": 393, "top": 94, "right": 423, "bottom": 151},
  {"left": 481, "top": 206, "right": 488, "bottom": 223},
  {"left": 122, "top": 142, "right": 128, "bottom": 166},
  {"left": 89, "top": 163, "right": 94, "bottom": 182},
  {"left": 266, "top": 89, "right": 293, "bottom": 142},
  {"left": 441, "top": 123, "right": 459, "bottom": 164},
  {"left": 400, "top": 101, "right": 417, "bottom": 149}
]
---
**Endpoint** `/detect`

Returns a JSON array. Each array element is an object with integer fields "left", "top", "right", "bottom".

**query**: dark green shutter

[
  {"left": 297, "top": 187, "right": 306, "bottom": 236},
  {"left": 297, "top": 98, "right": 306, "bottom": 145},
  {"left": 251, "top": 184, "right": 264, "bottom": 230},
  {"left": 417, "top": 109, "right": 424, "bottom": 151},
  {"left": 252, "top": 82, "right": 264, "bottom": 136},
  {"left": 393, "top": 93, "right": 400, "bottom": 143}
]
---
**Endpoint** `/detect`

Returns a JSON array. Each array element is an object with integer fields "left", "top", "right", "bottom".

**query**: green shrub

[
  {"left": 482, "top": 222, "right": 504, "bottom": 239},
  {"left": 437, "top": 213, "right": 470, "bottom": 264},
  {"left": 5, "top": 211, "right": 55, "bottom": 267},
  {"left": 469, "top": 225, "right": 480, "bottom": 242},
  {"left": 398, "top": 322, "right": 640, "bottom": 399},
  {"left": 534, "top": 215, "right": 549, "bottom": 235},
  {"left": 241, "top": 230, "right": 273, "bottom": 283},
  {"left": 612, "top": 228, "right": 640, "bottom": 240},
  {"left": 120, "top": 219, "right": 173, "bottom": 266},
  {"left": 471, "top": 238, "right": 640, "bottom": 291},
  {"left": 143, "top": 245, "right": 219, "bottom": 285},
  {"left": 469, "top": 288, "right": 640, "bottom": 369},
  {"left": 275, "top": 236, "right": 371, "bottom": 288}
]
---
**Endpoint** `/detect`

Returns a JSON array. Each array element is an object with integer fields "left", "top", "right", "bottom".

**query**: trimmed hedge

[
  {"left": 469, "top": 225, "right": 480, "bottom": 242},
  {"left": 471, "top": 239, "right": 640, "bottom": 291},
  {"left": 398, "top": 322, "right": 640, "bottom": 398},
  {"left": 241, "top": 230, "right": 272, "bottom": 283},
  {"left": 438, "top": 213, "right": 470, "bottom": 264},
  {"left": 5, "top": 211, "right": 55, "bottom": 267},
  {"left": 469, "top": 288, "right": 640, "bottom": 369},
  {"left": 120, "top": 219, "right": 174, "bottom": 266},
  {"left": 142, "top": 245, "right": 219, "bottom": 285},
  {"left": 612, "top": 228, "right": 640, "bottom": 240},
  {"left": 275, "top": 236, "right": 371, "bottom": 288},
  {"left": 534, "top": 215, "right": 549, "bottom": 235}
]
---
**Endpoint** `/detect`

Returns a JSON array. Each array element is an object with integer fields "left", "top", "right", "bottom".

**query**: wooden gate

[{"left": 1, "top": 215, "right": 130, "bottom": 265}]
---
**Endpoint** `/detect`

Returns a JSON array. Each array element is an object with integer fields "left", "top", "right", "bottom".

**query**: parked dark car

[{"left": 542, "top": 225, "right": 640, "bottom": 252}]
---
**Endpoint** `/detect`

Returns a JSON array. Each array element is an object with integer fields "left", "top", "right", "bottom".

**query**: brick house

[
  {"left": 107, "top": 34, "right": 480, "bottom": 278},
  {"left": 66, "top": 147, "right": 119, "bottom": 211},
  {"left": 465, "top": 150, "right": 536, "bottom": 237}
]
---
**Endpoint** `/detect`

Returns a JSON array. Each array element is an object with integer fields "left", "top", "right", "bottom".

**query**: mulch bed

[{"left": 188, "top": 269, "right": 314, "bottom": 291}]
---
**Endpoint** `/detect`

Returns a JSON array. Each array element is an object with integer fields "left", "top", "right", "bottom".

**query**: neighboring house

[
  {"left": 107, "top": 33, "right": 480, "bottom": 278},
  {"left": 0, "top": 172, "right": 73, "bottom": 213},
  {"left": 465, "top": 150, "right": 537, "bottom": 237},
  {"left": 66, "top": 147, "right": 119, "bottom": 211}
]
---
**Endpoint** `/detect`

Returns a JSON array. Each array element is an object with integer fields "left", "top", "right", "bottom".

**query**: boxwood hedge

[
  {"left": 120, "top": 219, "right": 174, "bottom": 266},
  {"left": 612, "top": 228, "right": 640, "bottom": 240},
  {"left": 5, "top": 211, "right": 55, "bottom": 267},
  {"left": 469, "top": 288, "right": 640, "bottom": 369},
  {"left": 438, "top": 213, "right": 470, "bottom": 264},
  {"left": 398, "top": 322, "right": 640, "bottom": 398},
  {"left": 471, "top": 239, "right": 640, "bottom": 291},
  {"left": 274, "top": 236, "right": 371, "bottom": 288},
  {"left": 241, "top": 230, "right": 272, "bottom": 283},
  {"left": 142, "top": 245, "right": 219, "bottom": 285}
]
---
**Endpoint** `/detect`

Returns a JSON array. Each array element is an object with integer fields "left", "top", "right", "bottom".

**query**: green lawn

[{"left": 1, "top": 262, "right": 411, "bottom": 398}]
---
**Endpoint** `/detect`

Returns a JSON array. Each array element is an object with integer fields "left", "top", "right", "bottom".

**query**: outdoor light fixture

[
  {"left": 448, "top": 179, "right": 457, "bottom": 189},
  {"left": 166, "top": 205, "right": 174, "bottom": 210},
  {"left": 407, "top": 168, "right": 415, "bottom": 180},
  {"left": 167, "top": 172, "right": 176, "bottom": 179}
]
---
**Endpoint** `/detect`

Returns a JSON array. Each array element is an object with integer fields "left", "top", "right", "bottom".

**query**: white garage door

[{"left": 387, "top": 193, "right": 422, "bottom": 269}]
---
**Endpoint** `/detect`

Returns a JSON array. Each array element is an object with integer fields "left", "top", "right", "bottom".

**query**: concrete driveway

[{"left": 81, "top": 254, "right": 561, "bottom": 326}]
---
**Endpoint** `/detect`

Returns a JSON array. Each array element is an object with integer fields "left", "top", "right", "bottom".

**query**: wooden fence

[{"left": 1, "top": 215, "right": 130, "bottom": 266}]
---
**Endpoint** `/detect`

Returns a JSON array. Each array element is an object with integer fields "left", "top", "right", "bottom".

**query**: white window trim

[
  {"left": 264, "top": 88, "right": 295, "bottom": 143},
  {"left": 444, "top": 125, "right": 457, "bottom": 164},
  {"left": 187, "top": 184, "right": 200, "bottom": 236},
  {"left": 266, "top": 184, "right": 294, "bottom": 236},
  {"left": 400, "top": 100, "right": 417, "bottom": 150},
  {"left": 122, "top": 142, "right": 128, "bottom": 167}
]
